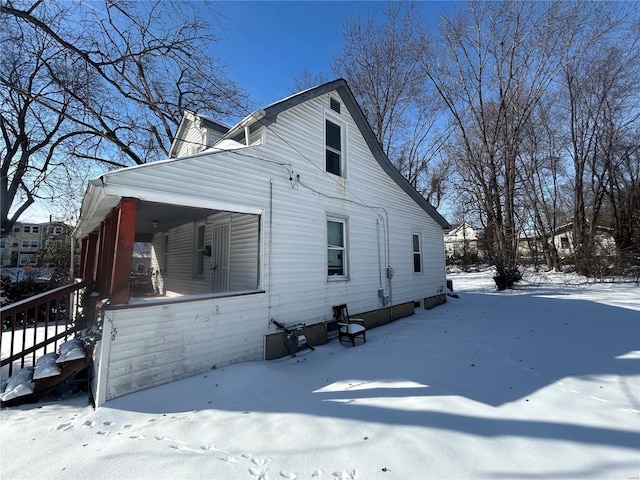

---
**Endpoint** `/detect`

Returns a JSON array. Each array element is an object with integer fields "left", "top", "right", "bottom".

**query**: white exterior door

[{"left": 211, "top": 222, "right": 230, "bottom": 292}]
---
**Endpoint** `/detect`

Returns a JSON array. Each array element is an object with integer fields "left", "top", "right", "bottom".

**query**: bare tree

[
  {"left": 424, "top": 2, "right": 589, "bottom": 289},
  {"left": 518, "top": 94, "right": 570, "bottom": 271},
  {"left": 332, "top": 2, "right": 449, "bottom": 208},
  {"left": 291, "top": 69, "right": 330, "bottom": 93},
  {"left": 563, "top": 23, "right": 640, "bottom": 274},
  {"left": 425, "top": 2, "right": 632, "bottom": 288},
  {"left": 1, "top": 0, "right": 248, "bottom": 235}
]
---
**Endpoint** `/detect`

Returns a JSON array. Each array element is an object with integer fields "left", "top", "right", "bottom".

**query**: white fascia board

[
  {"left": 101, "top": 183, "right": 264, "bottom": 216},
  {"left": 73, "top": 185, "right": 120, "bottom": 238}
]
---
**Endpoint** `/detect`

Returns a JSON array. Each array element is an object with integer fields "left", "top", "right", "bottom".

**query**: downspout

[
  {"left": 268, "top": 179, "right": 273, "bottom": 325},
  {"left": 376, "top": 218, "right": 383, "bottom": 290},
  {"left": 384, "top": 209, "right": 393, "bottom": 321},
  {"left": 375, "top": 207, "right": 392, "bottom": 320}
]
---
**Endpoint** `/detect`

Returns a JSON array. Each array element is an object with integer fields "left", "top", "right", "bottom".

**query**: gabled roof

[
  {"left": 75, "top": 79, "right": 450, "bottom": 237},
  {"left": 220, "top": 79, "right": 450, "bottom": 229},
  {"left": 445, "top": 222, "right": 476, "bottom": 236},
  {"left": 168, "top": 111, "right": 231, "bottom": 158}
]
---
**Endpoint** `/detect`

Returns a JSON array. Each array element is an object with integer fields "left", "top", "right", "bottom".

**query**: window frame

[
  {"left": 412, "top": 233, "right": 422, "bottom": 274},
  {"left": 327, "top": 215, "right": 349, "bottom": 281}
]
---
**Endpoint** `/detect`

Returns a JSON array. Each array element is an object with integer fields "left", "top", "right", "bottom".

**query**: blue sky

[
  {"left": 20, "top": 1, "right": 458, "bottom": 223},
  {"left": 210, "top": 1, "right": 455, "bottom": 108}
]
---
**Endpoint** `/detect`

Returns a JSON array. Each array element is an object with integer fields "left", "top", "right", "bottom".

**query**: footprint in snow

[
  {"left": 333, "top": 469, "right": 358, "bottom": 480},
  {"left": 96, "top": 430, "right": 109, "bottom": 436},
  {"left": 280, "top": 471, "right": 297, "bottom": 479},
  {"left": 221, "top": 456, "right": 240, "bottom": 464},
  {"left": 102, "top": 421, "right": 114, "bottom": 426},
  {"left": 83, "top": 420, "right": 95, "bottom": 427},
  {"left": 56, "top": 423, "right": 73, "bottom": 431},
  {"left": 170, "top": 444, "right": 205, "bottom": 454},
  {"left": 249, "top": 467, "right": 268, "bottom": 479},
  {"left": 312, "top": 469, "right": 322, "bottom": 477},
  {"left": 200, "top": 445, "right": 228, "bottom": 454}
]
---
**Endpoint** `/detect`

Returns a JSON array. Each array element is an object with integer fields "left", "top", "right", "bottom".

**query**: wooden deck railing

[{"left": 1, "top": 280, "right": 91, "bottom": 378}]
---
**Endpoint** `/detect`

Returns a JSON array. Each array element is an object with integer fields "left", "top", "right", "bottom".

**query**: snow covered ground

[{"left": 1, "top": 270, "right": 639, "bottom": 479}]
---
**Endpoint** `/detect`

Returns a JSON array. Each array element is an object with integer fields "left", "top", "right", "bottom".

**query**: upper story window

[
  {"left": 14, "top": 226, "right": 20, "bottom": 233},
  {"left": 23, "top": 226, "right": 31, "bottom": 233},
  {"left": 31, "top": 226, "right": 39, "bottom": 233},
  {"left": 325, "top": 120, "right": 342, "bottom": 176},
  {"left": 52, "top": 226, "right": 63, "bottom": 235},
  {"left": 413, "top": 234, "right": 422, "bottom": 273}
]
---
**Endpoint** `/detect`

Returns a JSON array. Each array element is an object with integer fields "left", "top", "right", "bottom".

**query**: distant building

[
  {"left": 444, "top": 222, "right": 481, "bottom": 260},
  {"left": 518, "top": 222, "right": 616, "bottom": 259},
  {"left": 0, "top": 220, "right": 76, "bottom": 270}
]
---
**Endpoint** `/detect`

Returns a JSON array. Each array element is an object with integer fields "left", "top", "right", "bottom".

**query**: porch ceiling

[{"left": 135, "top": 201, "right": 219, "bottom": 241}]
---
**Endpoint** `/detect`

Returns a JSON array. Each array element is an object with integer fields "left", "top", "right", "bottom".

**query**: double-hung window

[
  {"left": 413, "top": 234, "right": 422, "bottom": 273},
  {"left": 325, "top": 120, "right": 342, "bottom": 176},
  {"left": 327, "top": 217, "right": 347, "bottom": 278}
]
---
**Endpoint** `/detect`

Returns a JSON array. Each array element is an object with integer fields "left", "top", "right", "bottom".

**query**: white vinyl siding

[
  {"left": 89, "top": 88, "right": 447, "bottom": 331},
  {"left": 94, "top": 292, "right": 268, "bottom": 405},
  {"left": 229, "top": 213, "right": 260, "bottom": 291}
]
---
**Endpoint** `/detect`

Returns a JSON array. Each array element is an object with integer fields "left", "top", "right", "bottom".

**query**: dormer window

[{"left": 325, "top": 120, "right": 342, "bottom": 176}]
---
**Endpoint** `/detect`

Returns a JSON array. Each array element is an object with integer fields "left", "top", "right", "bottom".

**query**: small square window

[
  {"left": 32, "top": 226, "right": 39, "bottom": 233},
  {"left": 23, "top": 226, "right": 31, "bottom": 233}
]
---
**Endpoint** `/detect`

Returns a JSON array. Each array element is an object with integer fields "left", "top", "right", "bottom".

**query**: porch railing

[{"left": 1, "top": 280, "right": 91, "bottom": 378}]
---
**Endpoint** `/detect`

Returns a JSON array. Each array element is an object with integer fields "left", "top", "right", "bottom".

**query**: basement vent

[{"left": 330, "top": 97, "right": 341, "bottom": 114}]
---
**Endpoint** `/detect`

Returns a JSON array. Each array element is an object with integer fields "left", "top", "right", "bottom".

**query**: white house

[
  {"left": 444, "top": 222, "right": 480, "bottom": 259},
  {"left": 73, "top": 79, "right": 450, "bottom": 406},
  {"left": 518, "top": 222, "right": 616, "bottom": 260}
]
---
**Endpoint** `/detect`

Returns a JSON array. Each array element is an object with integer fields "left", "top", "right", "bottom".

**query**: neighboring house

[
  {"left": 444, "top": 222, "right": 480, "bottom": 259},
  {"left": 518, "top": 222, "right": 616, "bottom": 259},
  {"left": 72, "top": 79, "right": 451, "bottom": 406}
]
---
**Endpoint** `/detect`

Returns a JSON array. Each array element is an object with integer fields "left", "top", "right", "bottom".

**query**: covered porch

[{"left": 75, "top": 194, "right": 264, "bottom": 306}]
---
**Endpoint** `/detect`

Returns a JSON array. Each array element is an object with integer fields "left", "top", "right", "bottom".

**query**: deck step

[{"left": 1, "top": 339, "right": 90, "bottom": 408}]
